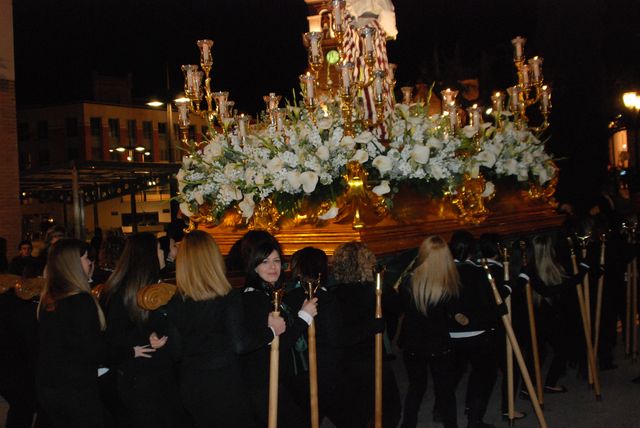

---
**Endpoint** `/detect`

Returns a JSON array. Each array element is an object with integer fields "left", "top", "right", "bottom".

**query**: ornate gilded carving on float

[
  {"left": 449, "top": 174, "right": 495, "bottom": 225},
  {"left": 248, "top": 198, "right": 282, "bottom": 233},
  {"left": 335, "top": 161, "right": 388, "bottom": 229},
  {"left": 137, "top": 283, "right": 177, "bottom": 311}
]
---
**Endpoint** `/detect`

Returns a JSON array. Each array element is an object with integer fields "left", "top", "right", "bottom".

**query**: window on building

[
  {"left": 128, "top": 120, "right": 137, "bottom": 145},
  {"left": 37, "top": 121, "right": 48, "bottom": 139},
  {"left": 158, "top": 122, "right": 168, "bottom": 161},
  {"left": 66, "top": 117, "right": 78, "bottom": 137},
  {"left": 90, "top": 118, "right": 102, "bottom": 136},
  {"left": 39, "top": 149, "right": 50, "bottom": 167},
  {"left": 90, "top": 118, "right": 103, "bottom": 160},
  {"left": 108, "top": 119, "right": 120, "bottom": 139},
  {"left": 18, "top": 123, "right": 29, "bottom": 141}
]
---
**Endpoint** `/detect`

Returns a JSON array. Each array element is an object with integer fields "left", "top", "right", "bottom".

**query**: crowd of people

[{"left": 0, "top": 193, "right": 639, "bottom": 428}]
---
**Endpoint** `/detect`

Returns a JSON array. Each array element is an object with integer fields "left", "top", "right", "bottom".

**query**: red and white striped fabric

[{"left": 342, "top": 15, "right": 393, "bottom": 139}]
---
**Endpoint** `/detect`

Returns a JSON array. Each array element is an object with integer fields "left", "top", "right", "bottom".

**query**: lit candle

[
  {"left": 467, "top": 104, "right": 482, "bottom": 129},
  {"left": 373, "top": 70, "right": 386, "bottom": 100},
  {"left": 361, "top": 27, "right": 375, "bottom": 54},
  {"left": 301, "top": 72, "right": 315, "bottom": 100},
  {"left": 528, "top": 56, "right": 543, "bottom": 83},
  {"left": 511, "top": 36, "right": 526, "bottom": 61},
  {"left": 449, "top": 105, "right": 458, "bottom": 130},
  {"left": 540, "top": 85, "right": 551, "bottom": 113},
  {"left": 197, "top": 39, "right": 213, "bottom": 67},
  {"left": 491, "top": 91, "right": 504, "bottom": 113},
  {"left": 341, "top": 62, "right": 353, "bottom": 91},
  {"left": 507, "top": 86, "right": 521, "bottom": 111},
  {"left": 521, "top": 63, "right": 531, "bottom": 87},
  {"left": 441, "top": 88, "right": 458, "bottom": 107},
  {"left": 175, "top": 99, "right": 190, "bottom": 127},
  {"left": 332, "top": 0, "right": 343, "bottom": 30},
  {"left": 239, "top": 114, "right": 248, "bottom": 137},
  {"left": 305, "top": 32, "right": 323, "bottom": 60},
  {"left": 401, "top": 86, "right": 413, "bottom": 104}
]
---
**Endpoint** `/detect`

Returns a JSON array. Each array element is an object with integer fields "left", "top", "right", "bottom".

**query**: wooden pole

[
  {"left": 594, "top": 235, "right": 606, "bottom": 355},
  {"left": 481, "top": 262, "right": 548, "bottom": 428},
  {"left": 570, "top": 248, "right": 602, "bottom": 401},
  {"left": 632, "top": 225, "right": 638, "bottom": 362},
  {"left": 305, "top": 279, "right": 320, "bottom": 428},
  {"left": 578, "top": 238, "right": 594, "bottom": 387},
  {"left": 503, "top": 250, "right": 515, "bottom": 426},
  {"left": 525, "top": 283, "right": 544, "bottom": 408},
  {"left": 520, "top": 240, "right": 543, "bottom": 408},
  {"left": 374, "top": 269, "right": 384, "bottom": 428},
  {"left": 626, "top": 261, "right": 632, "bottom": 358},
  {"left": 268, "top": 286, "right": 284, "bottom": 428}
]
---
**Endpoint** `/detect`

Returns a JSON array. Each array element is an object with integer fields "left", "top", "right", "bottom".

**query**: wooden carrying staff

[
  {"left": 268, "top": 284, "right": 284, "bottom": 428},
  {"left": 481, "top": 262, "right": 548, "bottom": 428},
  {"left": 594, "top": 234, "right": 606, "bottom": 355},
  {"left": 374, "top": 267, "right": 384, "bottom": 428},
  {"left": 302, "top": 276, "right": 321, "bottom": 428},
  {"left": 568, "top": 242, "right": 602, "bottom": 401},
  {"left": 576, "top": 234, "right": 594, "bottom": 386},
  {"left": 624, "top": 224, "right": 632, "bottom": 358},
  {"left": 502, "top": 248, "right": 515, "bottom": 426},
  {"left": 633, "top": 236, "right": 639, "bottom": 362},
  {"left": 520, "top": 241, "right": 543, "bottom": 408}
]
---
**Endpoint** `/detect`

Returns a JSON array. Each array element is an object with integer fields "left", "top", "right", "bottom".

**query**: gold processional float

[{"left": 172, "top": 0, "right": 560, "bottom": 256}]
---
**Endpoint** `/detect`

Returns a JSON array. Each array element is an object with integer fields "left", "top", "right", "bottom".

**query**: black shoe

[
  {"left": 544, "top": 385, "right": 568, "bottom": 393},
  {"left": 502, "top": 411, "right": 527, "bottom": 421}
]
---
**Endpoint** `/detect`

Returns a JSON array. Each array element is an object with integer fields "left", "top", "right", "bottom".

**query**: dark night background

[{"left": 11, "top": 0, "right": 640, "bottom": 209}]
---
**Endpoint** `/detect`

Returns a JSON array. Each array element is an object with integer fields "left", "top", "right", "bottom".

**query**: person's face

[
  {"left": 255, "top": 250, "right": 281, "bottom": 284},
  {"left": 157, "top": 243, "right": 166, "bottom": 270},
  {"left": 168, "top": 238, "right": 178, "bottom": 261},
  {"left": 19, "top": 244, "right": 31, "bottom": 258},
  {"left": 80, "top": 251, "right": 93, "bottom": 278}
]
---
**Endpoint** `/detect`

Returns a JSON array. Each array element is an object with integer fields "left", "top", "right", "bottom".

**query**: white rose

[
  {"left": 502, "top": 159, "right": 518, "bottom": 175},
  {"left": 372, "top": 180, "right": 391, "bottom": 196},
  {"left": 426, "top": 137, "right": 443, "bottom": 150},
  {"left": 244, "top": 168, "right": 256, "bottom": 184},
  {"left": 300, "top": 171, "right": 319, "bottom": 193},
  {"left": 316, "top": 146, "right": 330, "bottom": 161},
  {"left": 351, "top": 149, "right": 369, "bottom": 163},
  {"left": 203, "top": 141, "right": 223, "bottom": 160},
  {"left": 180, "top": 202, "right": 194, "bottom": 217},
  {"left": 355, "top": 131, "right": 374, "bottom": 145},
  {"left": 193, "top": 190, "right": 204, "bottom": 205},
  {"left": 318, "top": 204, "right": 339, "bottom": 220},
  {"left": 220, "top": 184, "right": 242, "bottom": 201},
  {"left": 340, "top": 135, "right": 356, "bottom": 151},
  {"left": 410, "top": 145, "right": 430, "bottom": 164},
  {"left": 318, "top": 117, "right": 333, "bottom": 130},
  {"left": 238, "top": 193, "right": 256, "bottom": 219},
  {"left": 254, "top": 172, "right": 265, "bottom": 186},
  {"left": 287, "top": 171, "right": 302, "bottom": 190},
  {"left": 267, "top": 157, "right": 284, "bottom": 173},
  {"left": 481, "top": 181, "right": 495, "bottom": 198},
  {"left": 372, "top": 155, "right": 393, "bottom": 175}
]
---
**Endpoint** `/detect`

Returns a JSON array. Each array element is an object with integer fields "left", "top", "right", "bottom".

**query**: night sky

[{"left": 12, "top": 0, "right": 640, "bottom": 206}]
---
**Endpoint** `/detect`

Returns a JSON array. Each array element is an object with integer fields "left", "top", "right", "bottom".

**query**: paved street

[{"left": 2, "top": 338, "right": 639, "bottom": 428}]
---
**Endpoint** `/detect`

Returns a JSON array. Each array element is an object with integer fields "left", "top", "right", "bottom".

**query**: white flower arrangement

[{"left": 177, "top": 102, "right": 557, "bottom": 223}]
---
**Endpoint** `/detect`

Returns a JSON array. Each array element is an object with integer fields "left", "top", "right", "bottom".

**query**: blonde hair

[
  {"left": 39, "top": 239, "right": 106, "bottom": 330},
  {"left": 176, "top": 231, "right": 231, "bottom": 301},
  {"left": 410, "top": 236, "right": 460, "bottom": 315},
  {"left": 332, "top": 241, "right": 377, "bottom": 284},
  {"left": 533, "top": 234, "right": 567, "bottom": 287}
]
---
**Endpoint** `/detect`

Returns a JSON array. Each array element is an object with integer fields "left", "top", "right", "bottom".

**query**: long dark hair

[
  {"left": 244, "top": 240, "right": 283, "bottom": 288},
  {"left": 104, "top": 232, "right": 160, "bottom": 324},
  {"left": 291, "top": 247, "right": 328, "bottom": 286},
  {"left": 39, "top": 239, "right": 105, "bottom": 329}
]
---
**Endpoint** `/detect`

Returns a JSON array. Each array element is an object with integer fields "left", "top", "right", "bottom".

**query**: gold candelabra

[
  {"left": 174, "top": 39, "right": 239, "bottom": 147},
  {"left": 301, "top": 0, "right": 389, "bottom": 136}
]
